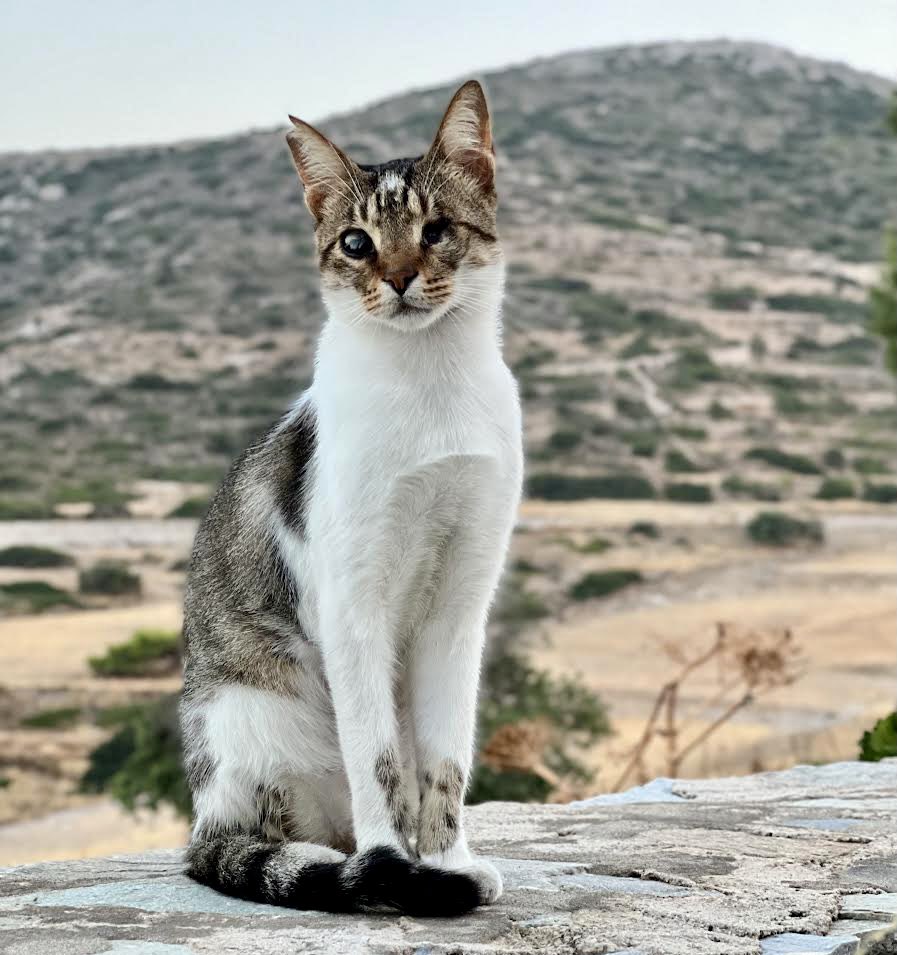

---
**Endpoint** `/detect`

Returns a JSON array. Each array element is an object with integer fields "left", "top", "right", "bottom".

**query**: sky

[{"left": 2, "top": 0, "right": 896, "bottom": 152}]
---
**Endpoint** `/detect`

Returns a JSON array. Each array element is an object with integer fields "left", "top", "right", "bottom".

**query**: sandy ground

[{"left": 0, "top": 500, "right": 894, "bottom": 865}]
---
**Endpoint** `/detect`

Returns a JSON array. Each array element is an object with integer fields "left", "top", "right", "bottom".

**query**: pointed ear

[
  {"left": 428, "top": 80, "right": 495, "bottom": 191},
  {"left": 286, "top": 116, "right": 360, "bottom": 220}
]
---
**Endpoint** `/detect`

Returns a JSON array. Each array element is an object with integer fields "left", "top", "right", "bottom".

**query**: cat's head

[{"left": 286, "top": 81, "right": 501, "bottom": 332}]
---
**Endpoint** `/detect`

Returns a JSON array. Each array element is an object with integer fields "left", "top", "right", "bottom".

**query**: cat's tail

[{"left": 186, "top": 833, "right": 482, "bottom": 916}]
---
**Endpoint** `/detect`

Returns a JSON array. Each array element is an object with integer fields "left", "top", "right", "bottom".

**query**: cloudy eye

[
  {"left": 340, "top": 229, "right": 374, "bottom": 259},
  {"left": 422, "top": 218, "right": 450, "bottom": 247}
]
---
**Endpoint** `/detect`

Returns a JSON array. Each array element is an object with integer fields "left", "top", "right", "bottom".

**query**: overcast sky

[{"left": 2, "top": 0, "right": 896, "bottom": 152}]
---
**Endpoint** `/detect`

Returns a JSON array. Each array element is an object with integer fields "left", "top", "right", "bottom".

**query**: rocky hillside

[{"left": 1, "top": 40, "right": 895, "bottom": 514}]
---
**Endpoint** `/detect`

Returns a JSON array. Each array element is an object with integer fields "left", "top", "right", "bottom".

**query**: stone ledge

[{"left": 1, "top": 761, "right": 896, "bottom": 955}]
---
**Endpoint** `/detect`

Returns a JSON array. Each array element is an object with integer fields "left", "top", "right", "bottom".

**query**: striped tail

[{"left": 186, "top": 833, "right": 482, "bottom": 916}]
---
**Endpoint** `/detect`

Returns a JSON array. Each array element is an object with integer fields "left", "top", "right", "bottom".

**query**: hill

[{"left": 0, "top": 40, "right": 895, "bottom": 514}]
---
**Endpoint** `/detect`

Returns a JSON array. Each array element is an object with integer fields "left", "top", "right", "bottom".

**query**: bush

[
  {"left": 469, "top": 652, "right": 610, "bottom": 804},
  {"left": 627, "top": 431, "right": 659, "bottom": 458},
  {"left": 0, "top": 545, "right": 74, "bottom": 568},
  {"left": 0, "top": 500, "right": 55, "bottom": 520},
  {"left": 668, "top": 347, "right": 724, "bottom": 389},
  {"left": 52, "top": 480, "right": 133, "bottom": 517},
  {"left": 863, "top": 482, "right": 897, "bottom": 503},
  {"left": 709, "top": 285, "right": 757, "bottom": 310},
  {"left": 853, "top": 456, "right": 889, "bottom": 475},
  {"left": 575, "top": 536, "right": 613, "bottom": 554},
  {"left": 709, "top": 400, "right": 734, "bottom": 420},
  {"left": 746, "top": 511, "right": 824, "bottom": 547},
  {"left": 79, "top": 561, "right": 141, "bottom": 596},
  {"left": 81, "top": 695, "right": 191, "bottom": 815},
  {"left": 628, "top": 520, "right": 660, "bottom": 539},
  {"left": 167, "top": 497, "right": 210, "bottom": 518},
  {"left": 569, "top": 569, "right": 642, "bottom": 601},
  {"left": 527, "top": 473, "right": 655, "bottom": 501},
  {"left": 859, "top": 712, "right": 897, "bottom": 762},
  {"left": 126, "top": 372, "right": 197, "bottom": 391},
  {"left": 491, "top": 580, "right": 550, "bottom": 625},
  {"left": 664, "top": 450, "right": 701, "bottom": 473},
  {"left": 664, "top": 482, "right": 714, "bottom": 503},
  {"left": 722, "top": 476, "right": 782, "bottom": 502},
  {"left": 744, "top": 447, "right": 822, "bottom": 475},
  {"left": 21, "top": 706, "right": 81, "bottom": 729},
  {"left": 89, "top": 629, "right": 180, "bottom": 677},
  {"left": 546, "top": 430, "right": 583, "bottom": 452},
  {"left": 816, "top": 477, "right": 855, "bottom": 500},
  {"left": 0, "top": 581, "right": 81, "bottom": 613},
  {"left": 823, "top": 448, "right": 846, "bottom": 469}
]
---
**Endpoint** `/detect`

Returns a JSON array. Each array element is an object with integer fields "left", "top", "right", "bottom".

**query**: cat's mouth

[{"left": 391, "top": 301, "right": 429, "bottom": 317}]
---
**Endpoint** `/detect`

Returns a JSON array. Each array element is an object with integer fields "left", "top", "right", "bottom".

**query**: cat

[{"left": 180, "top": 80, "right": 523, "bottom": 916}]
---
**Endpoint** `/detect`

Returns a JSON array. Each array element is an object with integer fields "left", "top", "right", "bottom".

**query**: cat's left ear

[
  {"left": 428, "top": 80, "right": 495, "bottom": 192},
  {"left": 286, "top": 116, "right": 361, "bottom": 220}
]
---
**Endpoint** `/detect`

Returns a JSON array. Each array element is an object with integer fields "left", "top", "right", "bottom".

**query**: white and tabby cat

[{"left": 181, "top": 80, "right": 523, "bottom": 916}]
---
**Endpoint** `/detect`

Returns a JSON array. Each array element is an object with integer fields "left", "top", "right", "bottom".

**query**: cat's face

[{"left": 286, "top": 82, "right": 501, "bottom": 332}]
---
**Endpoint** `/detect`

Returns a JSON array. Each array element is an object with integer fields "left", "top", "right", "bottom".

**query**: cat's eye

[
  {"left": 422, "top": 218, "right": 450, "bottom": 247},
  {"left": 340, "top": 229, "right": 374, "bottom": 259}
]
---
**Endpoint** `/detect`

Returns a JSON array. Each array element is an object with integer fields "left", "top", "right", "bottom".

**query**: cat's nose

[{"left": 383, "top": 268, "right": 418, "bottom": 296}]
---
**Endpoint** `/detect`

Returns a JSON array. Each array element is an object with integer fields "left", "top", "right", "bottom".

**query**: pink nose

[{"left": 383, "top": 268, "right": 418, "bottom": 296}]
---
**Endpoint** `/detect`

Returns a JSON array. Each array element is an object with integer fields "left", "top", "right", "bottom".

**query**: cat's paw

[
  {"left": 421, "top": 848, "right": 503, "bottom": 905},
  {"left": 458, "top": 857, "right": 503, "bottom": 905}
]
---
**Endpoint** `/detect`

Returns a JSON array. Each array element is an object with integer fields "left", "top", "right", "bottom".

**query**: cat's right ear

[{"left": 286, "top": 117, "right": 359, "bottom": 220}]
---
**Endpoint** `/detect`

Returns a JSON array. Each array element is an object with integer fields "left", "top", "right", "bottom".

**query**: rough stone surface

[{"left": 1, "top": 761, "right": 895, "bottom": 955}]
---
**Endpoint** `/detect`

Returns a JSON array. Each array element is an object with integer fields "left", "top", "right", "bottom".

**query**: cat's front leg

[
  {"left": 410, "top": 607, "right": 503, "bottom": 904},
  {"left": 318, "top": 598, "right": 414, "bottom": 856}
]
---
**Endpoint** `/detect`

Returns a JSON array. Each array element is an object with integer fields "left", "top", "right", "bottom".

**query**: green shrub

[
  {"left": 709, "top": 285, "right": 757, "bottom": 310},
  {"left": 126, "top": 372, "right": 197, "bottom": 391},
  {"left": 722, "top": 476, "right": 782, "bottom": 502},
  {"left": 0, "top": 581, "right": 81, "bottom": 613},
  {"left": 89, "top": 629, "right": 180, "bottom": 677},
  {"left": 0, "top": 500, "right": 55, "bottom": 520},
  {"left": 81, "top": 695, "right": 191, "bottom": 815},
  {"left": 671, "top": 425, "right": 708, "bottom": 441},
  {"left": 664, "top": 450, "right": 701, "bottom": 473},
  {"left": 709, "top": 400, "right": 733, "bottom": 420},
  {"left": 853, "top": 456, "right": 889, "bottom": 475},
  {"left": 863, "top": 482, "right": 897, "bottom": 503},
  {"left": 823, "top": 448, "right": 846, "bottom": 469},
  {"left": 576, "top": 536, "right": 613, "bottom": 554},
  {"left": 627, "top": 431, "right": 659, "bottom": 457},
  {"left": 52, "top": 480, "right": 133, "bottom": 517},
  {"left": 859, "top": 712, "right": 897, "bottom": 762},
  {"left": 816, "top": 477, "right": 856, "bottom": 500},
  {"left": 664, "top": 482, "right": 714, "bottom": 503},
  {"left": 79, "top": 561, "right": 142, "bottom": 596},
  {"left": 167, "top": 497, "right": 210, "bottom": 518},
  {"left": 668, "top": 347, "right": 724, "bottom": 389},
  {"left": 569, "top": 569, "right": 642, "bottom": 601},
  {"left": 615, "top": 396, "right": 652, "bottom": 419},
  {"left": 744, "top": 447, "right": 822, "bottom": 475},
  {"left": 469, "top": 652, "right": 610, "bottom": 804},
  {"left": 527, "top": 473, "right": 655, "bottom": 501},
  {"left": 765, "top": 293, "right": 867, "bottom": 322},
  {"left": 619, "top": 332, "right": 657, "bottom": 360},
  {"left": 512, "top": 346, "right": 556, "bottom": 375},
  {"left": 0, "top": 545, "right": 74, "bottom": 568},
  {"left": 746, "top": 512, "right": 824, "bottom": 547},
  {"left": 628, "top": 520, "right": 660, "bottom": 539},
  {"left": 21, "top": 706, "right": 81, "bottom": 729},
  {"left": 546, "top": 430, "right": 583, "bottom": 452}
]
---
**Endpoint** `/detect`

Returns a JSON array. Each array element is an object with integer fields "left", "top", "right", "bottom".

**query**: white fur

[{"left": 301, "top": 257, "right": 521, "bottom": 879}]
